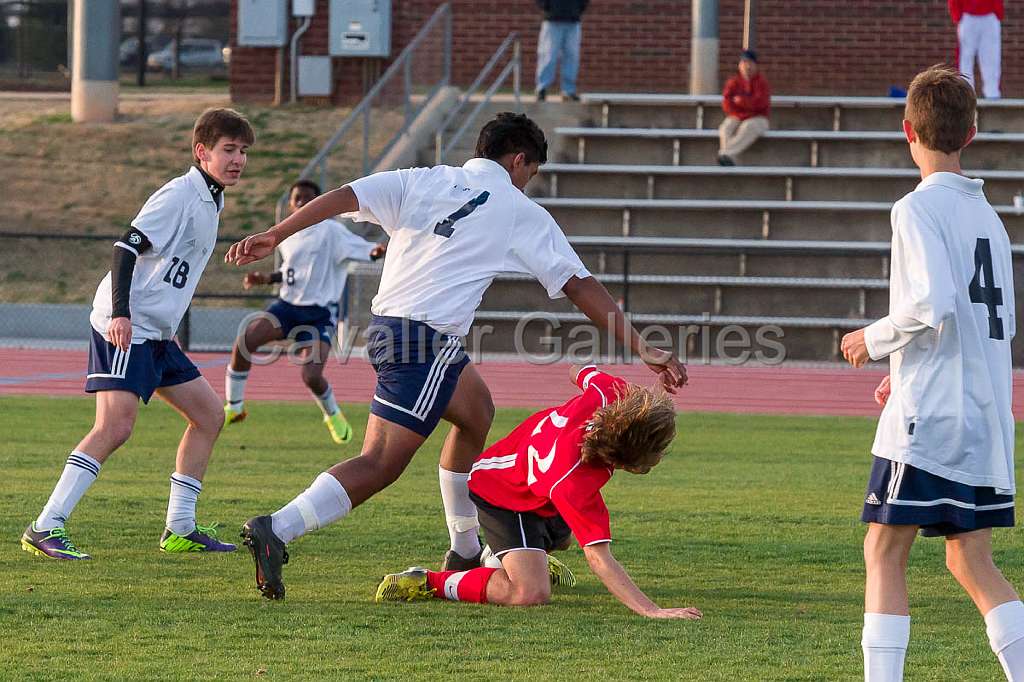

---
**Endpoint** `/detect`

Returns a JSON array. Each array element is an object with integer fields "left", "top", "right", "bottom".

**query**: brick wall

[{"left": 230, "top": 0, "right": 1018, "bottom": 102}]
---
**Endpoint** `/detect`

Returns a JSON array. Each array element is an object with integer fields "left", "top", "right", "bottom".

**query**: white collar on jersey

[
  {"left": 462, "top": 157, "right": 513, "bottom": 183},
  {"left": 916, "top": 171, "right": 984, "bottom": 195},
  {"left": 185, "top": 166, "right": 225, "bottom": 209}
]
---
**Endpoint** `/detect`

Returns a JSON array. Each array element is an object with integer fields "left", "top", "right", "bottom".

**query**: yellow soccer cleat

[
  {"left": 224, "top": 404, "right": 247, "bottom": 425},
  {"left": 324, "top": 411, "right": 353, "bottom": 444},
  {"left": 375, "top": 567, "right": 436, "bottom": 603},
  {"left": 548, "top": 553, "right": 577, "bottom": 588}
]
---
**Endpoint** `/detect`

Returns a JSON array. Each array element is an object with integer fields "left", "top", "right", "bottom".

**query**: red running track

[{"left": 3, "top": 347, "right": 1024, "bottom": 418}]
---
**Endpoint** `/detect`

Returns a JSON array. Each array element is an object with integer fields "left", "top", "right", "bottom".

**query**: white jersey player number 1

[{"left": 526, "top": 410, "right": 569, "bottom": 485}]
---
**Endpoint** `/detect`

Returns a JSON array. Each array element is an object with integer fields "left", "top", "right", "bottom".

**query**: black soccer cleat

[
  {"left": 240, "top": 515, "right": 289, "bottom": 600},
  {"left": 441, "top": 547, "right": 483, "bottom": 571}
]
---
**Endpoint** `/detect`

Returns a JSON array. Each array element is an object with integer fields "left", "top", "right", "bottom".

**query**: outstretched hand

[
  {"left": 242, "top": 271, "right": 269, "bottom": 289},
  {"left": 642, "top": 348, "right": 688, "bottom": 394},
  {"left": 646, "top": 606, "right": 703, "bottom": 620},
  {"left": 225, "top": 231, "right": 278, "bottom": 266}
]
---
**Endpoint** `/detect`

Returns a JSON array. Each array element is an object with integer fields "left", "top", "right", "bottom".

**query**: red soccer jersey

[
  {"left": 468, "top": 366, "right": 628, "bottom": 547},
  {"left": 949, "top": 0, "right": 1004, "bottom": 23}
]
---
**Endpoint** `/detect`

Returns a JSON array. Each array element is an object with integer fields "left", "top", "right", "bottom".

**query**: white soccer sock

[
  {"left": 439, "top": 467, "right": 481, "bottom": 558},
  {"left": 166, "top": 473, "right": 202, "bottom": 536},
  {"left": 480, "top": 544, "right": 503, "bottom": 569},
  {"left": 314, "top": 385, "right": 339, "bottom": 417},
  {"left": 225, "top": 367, "right": 248, "bottom": 411},
  {"left": 862, "top": 613, "right": 910, "bottom": 682},
  {"left": 986, "top": 600, "right": 1024, "bottom": 681},
  {"left": 271, "top": 472, "right": 352, "bottom": 544},
  {"left": 35, "top": 450, "right": 102, "bottom": 530}
]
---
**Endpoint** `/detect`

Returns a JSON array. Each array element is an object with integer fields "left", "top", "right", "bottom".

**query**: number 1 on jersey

[
  {"left": 969, "top": 237, "right": 1004, "bottom": 340},
  {"left": 433, "top": 191, "right": 490, "bottom": 238}
]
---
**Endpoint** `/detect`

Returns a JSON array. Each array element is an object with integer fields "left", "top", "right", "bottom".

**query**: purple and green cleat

[
  {"left": 160, "top": 523, "right": 236, "bottom": 553},
  {"left": 21, "top": 524, "right": 91, "bottom": 560}
]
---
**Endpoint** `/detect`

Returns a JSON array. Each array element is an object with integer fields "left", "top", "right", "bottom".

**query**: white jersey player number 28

[{"left": 526, "top": 409, "right": 569, "bottom": 485}]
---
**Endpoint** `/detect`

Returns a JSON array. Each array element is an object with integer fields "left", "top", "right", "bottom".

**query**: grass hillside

[{"left": 0, "top": 93, "right": 396, "bottom": 304}]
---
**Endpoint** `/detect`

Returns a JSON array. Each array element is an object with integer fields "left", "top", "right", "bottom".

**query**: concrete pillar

[
  {"left": 71, "top": 0, "right": 120, "bottom": 122},
  {"left": 689, "top": 0, "right": 719, "bottom": 95}
]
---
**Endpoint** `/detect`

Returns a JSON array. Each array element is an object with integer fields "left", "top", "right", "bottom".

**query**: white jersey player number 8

[{"left": 526, "top": 409, "right": 569, "bottom": 485}]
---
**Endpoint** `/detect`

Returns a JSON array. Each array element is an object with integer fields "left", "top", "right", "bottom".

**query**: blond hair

[{"left": 581, "top": 384, "right": 677, "bottom": 474}]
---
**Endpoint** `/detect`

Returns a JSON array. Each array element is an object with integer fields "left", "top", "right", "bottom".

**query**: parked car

[
  {"left": 119, "top": 36, "right": 171, "bottom": 67},
  {"left": 146, "top": 39, "right": 226, "bottom": 72}
]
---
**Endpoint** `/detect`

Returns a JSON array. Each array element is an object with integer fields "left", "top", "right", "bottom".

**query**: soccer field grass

[{"left": 2, "top": 396, "right": 1021, "bottom": 681}]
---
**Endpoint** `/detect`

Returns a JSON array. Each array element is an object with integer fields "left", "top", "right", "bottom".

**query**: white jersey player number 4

[
  {"left": 526, "top": 409, "right": 568, "bottom": 485},
  {"left": 969, "top": 237, "right": 1005, "bottom": 340}
]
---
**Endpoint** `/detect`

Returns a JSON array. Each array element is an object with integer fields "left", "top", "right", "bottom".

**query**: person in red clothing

[
  {"left": 374, "top": 365, "right": 703, "bottom": 620},
  {"left": 718, "top": 49, "right": 771, "bottom": 166},
  {"left": 951, "top": 0, "right": 1003, "bottom": 98}
]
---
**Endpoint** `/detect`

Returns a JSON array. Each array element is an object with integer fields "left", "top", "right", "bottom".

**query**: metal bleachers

[
  {"left": 580, "top": 93, "right": 1024, "bottom": 132},
  {"left": 555, "top": 127, "right": 1024, "bottom": 169},
  {"left": 408, "top": 92, "right": 1024, "bottom": 361},
  {"left": 536, "top": 164, "right": 1024, "bottom": 205}
]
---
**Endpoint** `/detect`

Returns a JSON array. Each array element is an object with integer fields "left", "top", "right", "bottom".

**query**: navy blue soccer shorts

[
  {"left": 85, "top": 328, "right": 201, "bottom": 403},
  {"left": 366, "top": 315, "right": 470, "bottom": 438},
  {"left": 861, "top": 456, "right": 1015, "bottom": 537},
  {"left": 264, "top": 299, "right": 339, "bottom": 346}
]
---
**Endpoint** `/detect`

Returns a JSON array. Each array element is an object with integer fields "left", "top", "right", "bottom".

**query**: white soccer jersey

[
  {"left": 90, "top": 166, "right": 223, "bottom": 342},
  {"left": 865, "top": 172, "right": 1016, "bottom": 492},
  {"left": 346, "top": 157, "right": 590, "bottom": 336},
  {"left": 277, "top": 218, "right": 376, "bottom": 307}
]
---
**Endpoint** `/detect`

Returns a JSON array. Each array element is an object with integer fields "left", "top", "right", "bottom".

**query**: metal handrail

[
  {"left": 435, "top": 33, "right": 521, "bottom": 165},
  {"left": 274, "top": 3, "right": 453, "bottom": 222}
]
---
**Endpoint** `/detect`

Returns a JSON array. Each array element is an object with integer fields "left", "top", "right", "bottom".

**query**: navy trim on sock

[
  {"left": 66, "top": 454, "right": 100, "bottom": 477},
  {"left": 170, "top": 474, "right": 202, "bottom": 495}
]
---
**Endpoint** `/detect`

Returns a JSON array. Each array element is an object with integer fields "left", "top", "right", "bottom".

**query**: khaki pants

[{"left": 718, "top": 115, "right": 770, "bottom": 159}]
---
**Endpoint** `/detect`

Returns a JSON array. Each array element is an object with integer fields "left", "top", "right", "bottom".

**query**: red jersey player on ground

[{"left": 375, "top": 365, "right": 703, "bottom": 619}]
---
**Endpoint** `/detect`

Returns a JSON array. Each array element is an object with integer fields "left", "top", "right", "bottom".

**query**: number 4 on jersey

[{"left": 969, "top": 237, "right": 1004, "bottom": 340}]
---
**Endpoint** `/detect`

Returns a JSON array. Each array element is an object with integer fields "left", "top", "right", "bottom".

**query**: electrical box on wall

[
  {"left": 238, "top": 0, "right": 289, "bottom": 47},
  {"left": 292, "top": 0, "right": 315, "bottom": 17},
  {"left": 298, "top": 56, "right": 333, "bottom": 96},
  {"left": 329, "top": 0, "right": 391, "bottom": 58}
]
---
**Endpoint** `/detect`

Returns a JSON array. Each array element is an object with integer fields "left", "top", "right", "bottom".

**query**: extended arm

[
  {"left": 583, "top": 543, "right": 702, "bottom": 619},
  {"left": 226, "top": 186, "right": 361, "bottom": 265},
  {"left": 561, "top": 275, "right": 687, "bottom": 392},
  {"left": 107, "top": 227, "right": 153, "bottom": 351}
]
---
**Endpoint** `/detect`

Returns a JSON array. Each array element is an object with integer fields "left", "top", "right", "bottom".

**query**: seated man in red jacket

[{"left": 718, "top": 50, "right": 771, "bottom": 166}]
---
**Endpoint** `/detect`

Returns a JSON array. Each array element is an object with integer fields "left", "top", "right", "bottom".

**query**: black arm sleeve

[
  {"left": 268, "top": 271, "right": 283, "bottom": 284},
  {"left": 111, "top": 228, "right": 153, "bottom": 319}
]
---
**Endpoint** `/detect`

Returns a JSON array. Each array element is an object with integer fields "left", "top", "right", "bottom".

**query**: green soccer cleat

[
  {"left": 548, "top": 553, "right": 576, "bottom": 588},
  {"left": 224, "top": 404, "right": 247, "bottom": 425},
  {"left": 21, "top": 524, "right": 91, "bottom": 560},
  {"left": 160, "top": 523, "right": 236, "bottom": 552},
  {"left": 375, "top": 567, "right": 436, "bottom": 603},
  {"left": 324, "top": 411, "right": 353, "bottom": 444}
]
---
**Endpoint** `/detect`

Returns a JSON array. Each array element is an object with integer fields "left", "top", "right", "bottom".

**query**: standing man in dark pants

[{"left": 536, "top": 0, "right": 588, "bottom": 102}]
